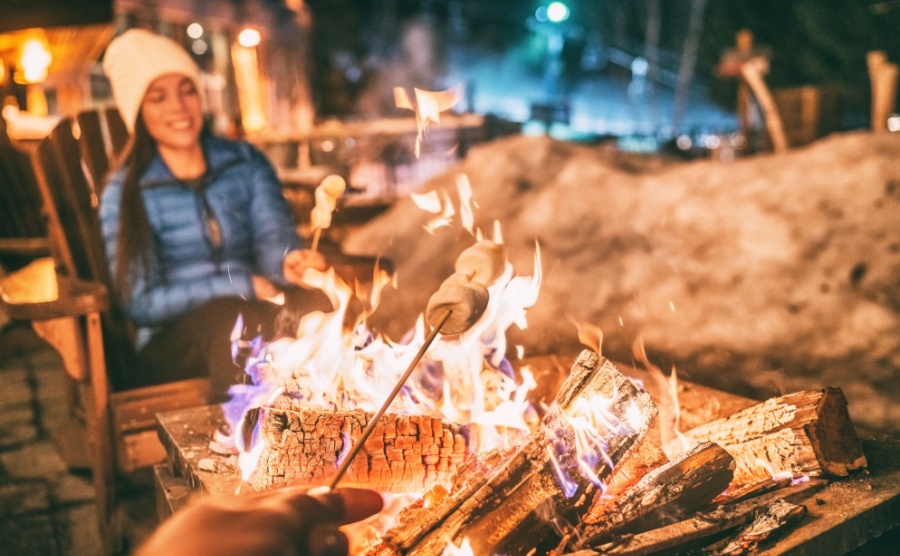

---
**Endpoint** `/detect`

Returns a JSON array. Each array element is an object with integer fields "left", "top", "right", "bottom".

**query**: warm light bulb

[
  {"left": 237, "top": 28, "right": 261, "bottom": 48},
  {"left": 19, "top": 39, "right": 52, "bottom": 84},
  {"left": 187, "top": 23, "right": 204, "bottom": 39}
]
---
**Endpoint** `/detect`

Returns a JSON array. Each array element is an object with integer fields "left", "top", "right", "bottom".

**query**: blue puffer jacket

[{"left": 100, "top": 135, "right": 301, "bottom": 348}]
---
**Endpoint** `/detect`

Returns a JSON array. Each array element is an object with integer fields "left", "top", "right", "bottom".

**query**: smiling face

[{"left": 140, "top": 73, "right": 203, "bottom": 152}]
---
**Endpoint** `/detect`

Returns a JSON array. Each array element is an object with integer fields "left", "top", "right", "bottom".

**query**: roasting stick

[
  {"left": 309, "top": 227, "right": 322, "bottom": 254},
  {"left": 327, "top": 308, "right": 452, "bottom": 490}
]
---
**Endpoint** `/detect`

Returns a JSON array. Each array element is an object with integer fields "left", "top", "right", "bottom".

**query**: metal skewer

[{"left": 327, "top": 308, "right": 452, "bottom": 489}]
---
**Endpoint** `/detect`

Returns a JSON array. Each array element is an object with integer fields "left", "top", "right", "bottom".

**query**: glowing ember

[{"left": 633, "top": 337, "right": 696, "bottom": 459}]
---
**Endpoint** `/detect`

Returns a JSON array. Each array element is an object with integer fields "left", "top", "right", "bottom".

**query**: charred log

[{"left": 249, "top": 407, "right": 468, "bottom": 493}]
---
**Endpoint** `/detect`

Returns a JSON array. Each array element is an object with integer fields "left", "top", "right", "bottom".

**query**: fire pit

[
  {"left": 154, "top": 352, "right": 900, "bottom": 555},
  {"left": 153, "top": 170, "right": 899, "bottom": 554}
]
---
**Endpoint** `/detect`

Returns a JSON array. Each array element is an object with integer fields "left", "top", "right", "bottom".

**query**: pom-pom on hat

[{"left": 102, "top": 29, "right": 201, "bottom": 132}]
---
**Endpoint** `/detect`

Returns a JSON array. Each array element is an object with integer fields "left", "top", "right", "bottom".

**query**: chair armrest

[
  {"left": 2, "top": 275, "right": 109, "bottom": 320},
  {"left": 0, "top": 237, "right": 51, "bottom": 257}
]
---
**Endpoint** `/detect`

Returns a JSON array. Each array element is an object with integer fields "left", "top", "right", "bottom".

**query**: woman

[{"left": 100, "top": 29, "right": 328, "bottom": 399}]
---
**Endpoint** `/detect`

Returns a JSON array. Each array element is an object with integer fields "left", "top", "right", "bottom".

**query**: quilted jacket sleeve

[{"left": 242, "top": 143, "right": 302, "bottom": 285}]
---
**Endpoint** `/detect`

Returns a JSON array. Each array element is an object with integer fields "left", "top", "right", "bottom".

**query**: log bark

[
  {"left": 249, "top": 406, "right": 468, "bottom": 493},
  {"left": 684, "top": 387, "right": 866, "bottom": 490},
  {"left": 374, "top": 350, "right": 657, "bottom": 556},
  {"left": 584, "top": 438, "right": 668, "bottom": 523},
  {"left": 556, "top": 442, "right": 735, "bottom": 553}
]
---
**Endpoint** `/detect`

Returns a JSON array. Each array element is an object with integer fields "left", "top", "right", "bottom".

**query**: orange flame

[
  {"left": 632, "top": 337, "right": 695, "bottom": 458},
  {"left": 395, "top": 84, "right": 464, "bottom": 157}
]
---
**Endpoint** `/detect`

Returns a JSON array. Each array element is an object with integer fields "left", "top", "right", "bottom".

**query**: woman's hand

[
  {"left": 283, "top": 248, "right": 327, "bottom": 286},
  {"left": 252, "top": 274, "right": 281, "bottom": 300},
  {"left": 136, "top": 487, "right": 384, "bottom": 556}
]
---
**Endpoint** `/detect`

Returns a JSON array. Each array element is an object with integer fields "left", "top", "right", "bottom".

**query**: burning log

[
  {"left": 249, "top": 406, "right": 469, "bottom": 493},
  {"left": 716, "top": 498, "right": 807, "bottom": 555},
  {"left": 373, "top": 350, "right": 657, "bottom": 556},
  {"left": 555, "top": 442, "right": 735, "bottom": 553},
  {"left": 583, "top": 438, "right": 668, "bottom": 522},
  {"left": 683, "top": 387, "right": 866, "bottom": 490}
]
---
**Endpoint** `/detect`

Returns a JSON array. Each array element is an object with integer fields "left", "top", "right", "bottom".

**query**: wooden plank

[
  {"left": 153, "top": 463, "right": 194, "bottom": 521},
  {"left": 155, "top": 404, "right": 242, "bottom": 496},
  {"left": 756, "top": 430, "right": 900, "bottom": 555}
]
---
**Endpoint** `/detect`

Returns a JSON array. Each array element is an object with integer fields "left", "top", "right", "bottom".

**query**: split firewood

[
  {"left": 684, "top": 387, "right": 866, "bottom": 491},
  {"left": 713, "top": 475, "right": 793, "bottom": 505},
  {"left": 583, "top": 438, "right": 668, "bottom": 523},
  {"left": 372, "top": 350, "right": 657, "bottom": 556},
  {"left": 565, "top": 478, "right": 825, "bottom": 556},
  {"left": 555, "top": 442, "right": 735, "bottom": 553},
  {"left": 715, "top": 498, "right": 808, "bottom": 555},
  {"left": 248, "top": 406, "right": 469, "bottom": 493}
]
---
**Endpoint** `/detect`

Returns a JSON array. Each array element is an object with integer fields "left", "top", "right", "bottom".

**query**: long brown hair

[{"left": 113, "top": 113, "right": 157, "bottom": 297}]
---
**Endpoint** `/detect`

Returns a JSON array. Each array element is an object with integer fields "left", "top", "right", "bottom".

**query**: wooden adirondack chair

[
  {"left": 1, "top": 108, "right": 208, "bottom": 553},
  {"left": 1, "top": 106, "right": 391, "bottom": 552}
]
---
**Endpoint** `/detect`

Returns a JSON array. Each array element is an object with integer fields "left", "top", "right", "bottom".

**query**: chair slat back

[
  {"left": 75, "top": 107, "right": 129, "bottom": 197},
  {"left": 34, "top": 118, "right": 109, "bottom": 283},
  {"left": 31, "top": 111, "right": 138, "bottom": 385}
]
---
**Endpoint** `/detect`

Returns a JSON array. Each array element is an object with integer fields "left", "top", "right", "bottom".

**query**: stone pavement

[{"left": 0, "top": 322, "right": 157, "bottom": 556}]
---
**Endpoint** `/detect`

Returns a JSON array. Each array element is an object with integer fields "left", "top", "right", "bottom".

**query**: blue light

[{"left": 546, "top": 2, "right": 570, "bottom": 23}]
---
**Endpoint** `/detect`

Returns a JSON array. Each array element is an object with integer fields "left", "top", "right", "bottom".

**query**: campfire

[{"left": 206, "top": 164, "right": 868, "bottom": 555}]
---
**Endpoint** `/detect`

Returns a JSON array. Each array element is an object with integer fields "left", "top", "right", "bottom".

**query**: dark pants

[{"left": 130, "top": 289, "right": 331, "bottom": 403}]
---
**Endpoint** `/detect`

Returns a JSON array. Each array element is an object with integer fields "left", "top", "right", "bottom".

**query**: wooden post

[
  {"left": 741, "top": 58, "right": 788, "bottom": 153},
  {"left": 868, "top": 51, "right": 899, "bottom": 132}
]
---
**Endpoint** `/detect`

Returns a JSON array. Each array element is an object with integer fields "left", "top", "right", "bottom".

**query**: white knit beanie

[{"left": 102, "top": 29, "right": 201, "bottom": 132}]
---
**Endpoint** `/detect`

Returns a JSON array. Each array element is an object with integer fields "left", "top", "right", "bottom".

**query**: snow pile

[{"left": 345, "top": 131, "right": 900, "bottom": 432}]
